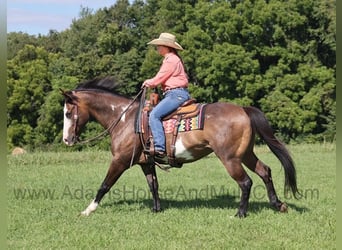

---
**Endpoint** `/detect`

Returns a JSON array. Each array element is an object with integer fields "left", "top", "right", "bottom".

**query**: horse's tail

[{"left": 243, "top": 106, "right": 299, "bottom": 197}]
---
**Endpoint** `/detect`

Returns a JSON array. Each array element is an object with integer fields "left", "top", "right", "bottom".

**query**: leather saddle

[{"left": 163, "top": 98, "right": 200, "bottom": 120}]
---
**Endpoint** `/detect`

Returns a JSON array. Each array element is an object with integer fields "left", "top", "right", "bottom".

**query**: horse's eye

[{"left": 65, "top": 112, "right": 72, "bottom": 119}]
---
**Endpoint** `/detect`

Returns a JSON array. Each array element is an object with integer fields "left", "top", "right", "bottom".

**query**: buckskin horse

[{"left": 61, "top": 77, "right": 298, "bottom": 217}]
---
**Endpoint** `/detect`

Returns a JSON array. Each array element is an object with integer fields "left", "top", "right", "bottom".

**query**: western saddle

[{"left": 138, "top": 90, "right": 201, "bottom": 168}]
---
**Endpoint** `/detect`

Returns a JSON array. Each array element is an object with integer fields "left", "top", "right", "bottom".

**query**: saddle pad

[{"left": 163, "top": 104, "right": 206, "bottom": 134}]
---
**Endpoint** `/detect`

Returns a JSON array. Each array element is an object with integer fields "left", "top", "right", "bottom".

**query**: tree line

[{"left": 7, "top": 0, "right": 336, "bottom": 151}]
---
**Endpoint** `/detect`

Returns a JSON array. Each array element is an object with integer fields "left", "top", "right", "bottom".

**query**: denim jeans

[{"left": 149, "top": 88, "right": 190, "bottom": 152}]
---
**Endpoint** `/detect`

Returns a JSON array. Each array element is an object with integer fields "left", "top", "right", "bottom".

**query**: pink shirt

[{"left": 144, "top": 53, "right": 188, "bottom": 91}]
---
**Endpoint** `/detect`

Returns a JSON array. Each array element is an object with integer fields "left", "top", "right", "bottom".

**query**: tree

[
  {"left": 7, "top": 32, "right": 38, "bottom": 59},
  {"left": 7, "top": 45, "right": 54, "bottom": 148}
]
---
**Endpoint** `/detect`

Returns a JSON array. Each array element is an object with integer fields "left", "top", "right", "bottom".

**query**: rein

[{"left": 76, "top": 88, "right": 145, "bottom": 145}]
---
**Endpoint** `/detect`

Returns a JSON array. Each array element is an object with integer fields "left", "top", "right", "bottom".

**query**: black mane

[{"left": 75, "top": 76, "right": 124, "bottom": 94}]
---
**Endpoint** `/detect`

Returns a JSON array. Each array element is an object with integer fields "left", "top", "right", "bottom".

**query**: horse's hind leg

[
  {"left": 140, "top": 163, "right": 161, "bottom": 212},
  {"left": 243, "top": 151, "right": 287, "bottom": 212},
  {"left": 220, "top": 157, "right": 253, "bottom": 218}
]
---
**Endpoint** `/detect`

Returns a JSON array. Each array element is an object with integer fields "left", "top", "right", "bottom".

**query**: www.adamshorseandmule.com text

[{"left": 11, "top": 184, "right": 318, "bottom": 201}]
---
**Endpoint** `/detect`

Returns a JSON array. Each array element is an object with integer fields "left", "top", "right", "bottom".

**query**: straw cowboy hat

[{"left": 147, "top": 32, "right": 184, "bottom": 50}]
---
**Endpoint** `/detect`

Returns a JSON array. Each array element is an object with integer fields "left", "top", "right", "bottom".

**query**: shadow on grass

[{"left": 101, "top": 194, "right": 308, "bottom": 215}]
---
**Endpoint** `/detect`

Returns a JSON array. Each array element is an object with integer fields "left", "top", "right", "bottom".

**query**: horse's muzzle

[{"left": 63, "top": 136, "right": 78, "bottom": 146}]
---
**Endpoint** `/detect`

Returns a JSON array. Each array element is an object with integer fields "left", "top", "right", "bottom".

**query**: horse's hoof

[
  {"left": 235, "top": 211, "right": 247, "bottom": 218},
  {"left": 80, "top": 211, "right": 90, "bottom": 216},
  {"left": 151, "top": 208, "right": 162, "bottom": 213},
  {"left": 279, "top": 202, "right": 288, "bottom": 213}
]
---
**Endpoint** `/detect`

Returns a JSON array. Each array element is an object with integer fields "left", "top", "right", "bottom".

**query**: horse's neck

[{"left": 83, "top": 92, "right": 136, "bottom": 129}]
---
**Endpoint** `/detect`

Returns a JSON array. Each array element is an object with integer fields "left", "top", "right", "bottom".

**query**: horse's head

[{"left": 60, "top": 89, "right": 89, "bottom": 146}]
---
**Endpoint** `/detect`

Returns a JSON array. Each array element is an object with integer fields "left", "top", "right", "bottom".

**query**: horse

[{"left": 61, "top": 77, "right": 298, "bottom": 217}]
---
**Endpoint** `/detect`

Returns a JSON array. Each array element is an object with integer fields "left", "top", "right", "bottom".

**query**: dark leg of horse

[
  {"left": 243, "top": 151, "right": 287, "bottom": 212},
  {"left": 140, "top": 163, "right": 161, "bottom": 212},
  {"left": 236, "top": 176, "right": 253, "bottom": 218},
  {"left": 221, "top": 157, "right": 253, "bottom": 218},
  {"left": 81, "top": 159, "right": 127, "bottom": 216}
]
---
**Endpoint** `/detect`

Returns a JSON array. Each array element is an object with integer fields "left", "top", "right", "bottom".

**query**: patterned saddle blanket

[{"left": 163, "top": 104, "right": 206, "bottom": 133}]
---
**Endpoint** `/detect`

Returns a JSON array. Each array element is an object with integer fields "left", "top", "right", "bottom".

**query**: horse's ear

[
  {"left": 60, "top": 88, "right": 76, "bottom": 104},
  {"left": 59, "top": 88, "right": 66, "bottom": 95}
]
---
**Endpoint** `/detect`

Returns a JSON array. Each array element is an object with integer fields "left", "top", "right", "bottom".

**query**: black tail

[{"left": 243, "top": 106, "right": 298, "bottom": 197}]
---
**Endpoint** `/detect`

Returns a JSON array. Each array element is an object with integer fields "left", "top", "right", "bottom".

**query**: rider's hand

[{"left": 142, "top": 80, "right": 151, "bottom": 88}]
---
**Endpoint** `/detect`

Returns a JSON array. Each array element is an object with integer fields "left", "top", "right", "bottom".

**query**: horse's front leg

[
  {"left": 81, "top": 159, "right": 127, "bottom": 216},
  {"left": 141, "top": 163, "right": 161, "bottom": 212}
]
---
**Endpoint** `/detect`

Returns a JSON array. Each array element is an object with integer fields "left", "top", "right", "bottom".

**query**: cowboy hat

[{"left": 147, "top": 33, "right": 184, "bottom": 50}]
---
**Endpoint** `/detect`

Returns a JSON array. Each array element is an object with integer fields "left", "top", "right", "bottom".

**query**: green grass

[{"left": 8, "top": 144, "right": 336, "bottom": 249}]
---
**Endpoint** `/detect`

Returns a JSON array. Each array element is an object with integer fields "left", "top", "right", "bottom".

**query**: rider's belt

[{"left": 163, "top": 87, "right": 188, "bottom": 95}]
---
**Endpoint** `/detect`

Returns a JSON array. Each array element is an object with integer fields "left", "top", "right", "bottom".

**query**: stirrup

[{"left": 154, "top": 153, "right": 168, "bottom": 164}]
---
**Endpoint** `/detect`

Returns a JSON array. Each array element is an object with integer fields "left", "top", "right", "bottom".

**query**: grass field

[{"left": 8, "top": 143, "right": 335, "bottom": 249}]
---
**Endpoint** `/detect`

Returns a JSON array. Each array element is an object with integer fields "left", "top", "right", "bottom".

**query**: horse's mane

[{"left": 75, "top": 76, "right": 125, "bottom": 95}]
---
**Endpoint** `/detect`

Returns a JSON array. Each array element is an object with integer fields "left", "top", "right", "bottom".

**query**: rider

[{"left": 142, "top": 32, "right": 190, "bottom": 159}]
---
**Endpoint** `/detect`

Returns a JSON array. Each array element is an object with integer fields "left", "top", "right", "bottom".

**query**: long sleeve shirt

[{"left": 144, "top": 52, "right": 188, "bottom": 92}]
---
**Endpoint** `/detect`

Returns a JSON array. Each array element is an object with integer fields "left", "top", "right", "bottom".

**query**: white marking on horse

[
  {"left": 121, "top": 105, "right": 128, "bottom": 122},
  {"left": 110, "top": 104, "right": 115, "bottom": 112},
  {"left": 81, "top": 200, "right": 99, "bottom": 216},
  {"left": 63, "top": 104, "right": 73, "bottom": 144},
  {"left": 174, "top": 138, "right": 194, "bottom": 160}
]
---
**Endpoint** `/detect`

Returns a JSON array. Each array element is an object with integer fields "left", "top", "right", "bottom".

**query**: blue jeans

[{"left": 149, "top": 88, "right": 190, "bottom": 152}]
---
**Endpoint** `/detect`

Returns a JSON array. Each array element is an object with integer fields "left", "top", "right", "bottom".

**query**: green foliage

[
  {"left": 34, "top": 89, "right": 65, "bottom": 146},
  {"left": 7, "top": 45, "right": 55, "bottom": 148},
  {"left": 7, "top": 0, "right": 335, "bottom": 150},
  {"left": 7, "top": 32, "right": 38, "bottom": 59}
]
